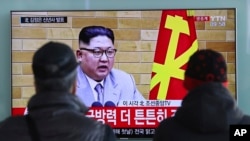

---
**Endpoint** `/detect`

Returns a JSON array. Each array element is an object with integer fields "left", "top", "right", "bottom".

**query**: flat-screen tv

[{"left": 11, "top": 9, "right": 236, "bottom": 139}]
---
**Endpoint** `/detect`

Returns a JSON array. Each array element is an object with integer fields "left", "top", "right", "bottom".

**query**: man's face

[{"left": 77, "top": 35, "right": 115, "bottom": 81}]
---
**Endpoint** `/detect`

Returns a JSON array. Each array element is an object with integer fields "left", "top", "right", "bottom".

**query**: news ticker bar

[
  {"left": 230, "top": 125, "right": 250, "bottom": 141},
  {"left": 87, "top": 107, "right": 178, "bottom": 128}
]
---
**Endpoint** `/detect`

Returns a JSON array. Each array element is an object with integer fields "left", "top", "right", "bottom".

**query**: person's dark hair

[
  {"left": 79, "top": 25, "right": 115, "bottom": 45},
  {"left": 32, "top": 41, "right": 78, "bottom": 92}
]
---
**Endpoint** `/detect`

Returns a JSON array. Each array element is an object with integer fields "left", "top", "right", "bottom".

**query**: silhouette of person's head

[
  {"left": 184, "top": 49, "right": 228, "bottom": 91},
  {"left": 32, "top": 41, "right": 78, "bottom": 93}
]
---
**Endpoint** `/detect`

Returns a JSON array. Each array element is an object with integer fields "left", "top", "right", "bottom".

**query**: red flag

[{"left": 149, "top": 10, "right": 198, "bottom": 100}]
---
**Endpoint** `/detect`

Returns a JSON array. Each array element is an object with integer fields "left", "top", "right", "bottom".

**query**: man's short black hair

[
  {"left": 79, "top": 25, "right": 115, "bottom": 45},
  {"left": 32, "top": 41, "right": 78, "bottom": 80}
]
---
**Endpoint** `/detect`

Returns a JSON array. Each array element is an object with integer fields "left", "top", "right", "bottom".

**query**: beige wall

[{"left": 11, "top": 9, "right": 235, "bottom": 108}]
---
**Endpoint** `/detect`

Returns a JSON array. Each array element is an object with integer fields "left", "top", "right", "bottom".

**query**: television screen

[{"left": 11, "top": 9, "right": 236, "bottom": 138}]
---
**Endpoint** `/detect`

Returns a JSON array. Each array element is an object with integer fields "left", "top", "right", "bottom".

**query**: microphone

[
  {"left": 91, "top": 101, "right": 103, "bottom": 107},
  {"left": 104, "top": 101, "right": 116, "bottom": 107}
]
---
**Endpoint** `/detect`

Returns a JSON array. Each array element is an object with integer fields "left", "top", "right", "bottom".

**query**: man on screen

[{"left": 76, "top": 25, "right": 145, "bottom": 107}]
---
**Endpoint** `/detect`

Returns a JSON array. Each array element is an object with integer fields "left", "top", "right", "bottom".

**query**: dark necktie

[{"left": 95, "top": 83, "right": 104, "bottom": 104}]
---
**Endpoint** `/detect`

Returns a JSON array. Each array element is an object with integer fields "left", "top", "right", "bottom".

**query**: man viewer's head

[{"left": 32, "top": 41, "right": 78, "bottom": 93}]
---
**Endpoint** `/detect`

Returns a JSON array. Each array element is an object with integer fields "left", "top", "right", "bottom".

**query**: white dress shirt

[{"left": 84, "top": 74, "right": 104, "bottom": 101}]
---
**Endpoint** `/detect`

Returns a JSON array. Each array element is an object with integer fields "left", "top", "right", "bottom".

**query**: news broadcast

[{"left": 11, "top": 9, "right": 236, "bottom": 138}]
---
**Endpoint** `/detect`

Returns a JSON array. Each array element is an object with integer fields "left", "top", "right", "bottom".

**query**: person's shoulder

[
  {"left": 102, "top": 124, "right": 117, "bottom": 141},
  {"left": 157, "top": 117, "right": 173, "bottom": 128},
  {"left": 88, "top": 123, "right": 116, "bottom": 141},
  {"left": 239, "top": 114, "right": 250, "bottom": 124},
  {"left": 111, "top": 68, "right": 129, "bottom": 75},
  {"left": 1, "top": 116, "right": 25, "bottom": 123},
  {"left": 0, "top": 116, "right": 26, "bottom": 129},
  {"left": 156, "top": 117, "right": 185, "bottom": 135},
  {"left": 154, "top": 118, "right": 175, "bottom": 141},
  {"left": 46, "top": 111, "right": 115, "bottom": 141},
  {"left": 110, "top": 68, "right": 131, "bottom": 78},
  {"left": 75, "top": 115, "right": 116, "bottom": 141},
  {"left": 60, "top": 112, "right": 111, "bottom": 134},
  {"left": 71, "top": 112, "right": 109, "bottom": 129}
]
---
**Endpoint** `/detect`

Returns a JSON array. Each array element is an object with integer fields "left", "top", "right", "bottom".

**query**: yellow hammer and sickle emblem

[{"left": 150, "top": 14, "right": 198, "bottom": 100}]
